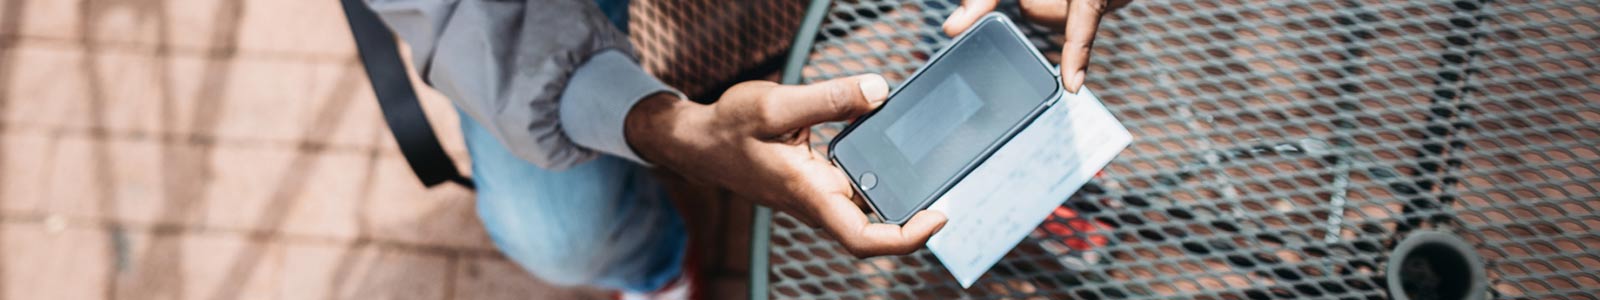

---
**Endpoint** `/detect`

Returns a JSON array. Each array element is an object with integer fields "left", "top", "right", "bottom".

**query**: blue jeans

[{"left": 461, "top": 111, "right": 688, "bottom": 292}]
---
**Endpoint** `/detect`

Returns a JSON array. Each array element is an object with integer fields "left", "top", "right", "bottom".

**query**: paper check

[{"left": 925, "top": 87, "right": 1131, "bottom": 287}]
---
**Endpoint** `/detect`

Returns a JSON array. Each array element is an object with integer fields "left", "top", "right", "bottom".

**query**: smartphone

[{"left": 828, "top": 13, "right": 1062, "bottom": 224}]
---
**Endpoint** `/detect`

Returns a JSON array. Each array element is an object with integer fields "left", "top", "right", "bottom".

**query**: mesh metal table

[{"left": 750, "top": 0, "right": 1600, "bottom": 299}]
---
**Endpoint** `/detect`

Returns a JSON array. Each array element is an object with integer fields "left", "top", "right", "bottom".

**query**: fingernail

[
  {"left": 859, "top": 74, "right": 889, "bottom": 105},
  {"left": 1066, "top": 69, "right": 1086, "bottom": 94}
]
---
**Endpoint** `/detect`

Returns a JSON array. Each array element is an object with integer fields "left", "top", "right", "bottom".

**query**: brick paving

[{"left": 0, "top": 0, "right": 745, "bottom": 299}]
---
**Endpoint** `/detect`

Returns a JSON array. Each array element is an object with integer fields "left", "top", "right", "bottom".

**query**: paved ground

[{"left": 0, "top": 0, "right": 752, "bottom": 299}]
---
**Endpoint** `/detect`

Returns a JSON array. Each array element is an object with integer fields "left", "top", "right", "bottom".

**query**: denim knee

[
  {"left": 459, "top": 108, "right": 686, "bottom": 292},
  {"left": 473, "top": 164, "right": 689, "bottom": 292},
  {"left": 476, "top": 189, "right": 611, "bottom": 287}
]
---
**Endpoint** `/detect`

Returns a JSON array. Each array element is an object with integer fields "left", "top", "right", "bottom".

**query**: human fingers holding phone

[
  {"left": 625, "top": 74, "right": 948, "bottom": 258},
  {"left": 942, "top": 0, "right": 1133, "bottom": 94}
]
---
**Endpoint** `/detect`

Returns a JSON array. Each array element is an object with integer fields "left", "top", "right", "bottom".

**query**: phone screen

[{"left": 830, "top": 14, "right": 1059, "bottom": 224}]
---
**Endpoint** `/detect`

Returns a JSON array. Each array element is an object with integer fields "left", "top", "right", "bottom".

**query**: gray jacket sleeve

[{"left": 364, "top": 0, "right": 680, "bottom": 170}]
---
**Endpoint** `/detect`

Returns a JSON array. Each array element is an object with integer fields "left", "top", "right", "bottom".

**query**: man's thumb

[{"left": 760, "top": 74, "right": 889, "bottom": 135}]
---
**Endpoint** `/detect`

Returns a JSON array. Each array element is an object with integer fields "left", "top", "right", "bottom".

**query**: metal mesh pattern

[
  {"left": 629, "top": 0, "right": 805, "bottom": 98},
  {"left": 767, "top": 0, "right": 1600, "bottom": 299}
]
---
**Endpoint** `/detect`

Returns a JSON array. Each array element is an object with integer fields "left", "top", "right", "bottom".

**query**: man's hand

[
  {"left": 624, "top": 74, "right": 947, "bottom": 257},
  {"left": 941, "top": 0, "right": 1133, "bottom": 94}
]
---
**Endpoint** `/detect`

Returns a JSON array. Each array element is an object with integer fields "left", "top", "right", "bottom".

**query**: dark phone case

[{"left": 828, "top": 13, "right": 1062, "bottom": 224}]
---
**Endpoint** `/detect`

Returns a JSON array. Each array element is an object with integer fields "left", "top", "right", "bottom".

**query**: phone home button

[{"left": 859, "top": 172, "right": 879, "bottom": 190}]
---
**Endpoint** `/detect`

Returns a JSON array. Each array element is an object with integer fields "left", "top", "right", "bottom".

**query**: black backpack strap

[{"left": 339, "top": 0, "right": 473, "bottom": 189}]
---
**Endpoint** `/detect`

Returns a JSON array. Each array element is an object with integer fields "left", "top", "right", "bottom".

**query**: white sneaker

[{"left": 618, "top": 274, "right": 691, "bottom": 300}]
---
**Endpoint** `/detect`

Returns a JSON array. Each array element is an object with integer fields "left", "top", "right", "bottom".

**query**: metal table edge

[{"left": 751, "top": 1, "right": 834, "bottom": 299}]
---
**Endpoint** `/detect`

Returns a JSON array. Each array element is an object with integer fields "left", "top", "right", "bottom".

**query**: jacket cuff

[{"left": 559, "top": 50, "right": 680, "bottom": 167}]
